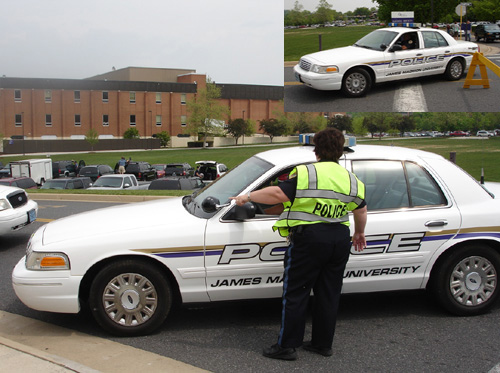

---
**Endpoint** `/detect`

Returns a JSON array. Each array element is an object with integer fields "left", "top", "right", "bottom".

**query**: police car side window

[
  {"left": 352, "top": 160, "right": 410, "bottom": 211},
  {"left": 422, "top": 31, "right": 449, "bottom": 48},
  {"left": 405, "top": 162, "right": 447, "bottom": 206}
]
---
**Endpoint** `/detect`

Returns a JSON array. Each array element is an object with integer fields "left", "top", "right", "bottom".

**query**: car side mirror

[
  {"left": 390, "top": 44, "right": 402, "bottom": 52},
  {"left": 124, "top": 183, "right": 131, "bottom": 188},
  {"left": 201, "top": 196, "right": 230, "bottom": 213},
  {"left": 223, "top": 203, "right": 256, "bottom": 221}
]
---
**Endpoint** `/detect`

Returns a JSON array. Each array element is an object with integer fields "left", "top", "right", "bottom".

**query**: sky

[
  {"left": 0, "top": 0, "right": 283, "bottom": 86},
  {"left": 284, "top": 0, "right": 377, "bottom": 13}
]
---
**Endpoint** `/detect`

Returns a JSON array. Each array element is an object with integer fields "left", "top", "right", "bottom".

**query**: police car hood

[
  {"left": 42, "top": 198, "right": 189, "bottom": 245},
  {"left": 302, "top": 45, "right": 382, "bottom": 65}
]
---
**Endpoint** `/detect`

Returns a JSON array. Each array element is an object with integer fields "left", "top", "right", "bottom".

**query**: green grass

[
  {"left": 359, "top": 137, "right": 500, "bottom": 183},
  {"left": 284, "top": 26, "right": 381, "bottom": 61},
  {"left": 3, "top": 138, "right": 499, "bottom": 198}
]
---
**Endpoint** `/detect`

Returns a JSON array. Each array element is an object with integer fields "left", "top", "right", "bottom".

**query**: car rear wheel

[
  {"left": 444, "top": 58, "right": 464, "bottom": 80},
  {"left": 89, "top": 260, "right": 172, "bottom": 336},
  {"left": 430, "top": 244, "right": 500, "bottom": 316},
  {"left": 341, "top": 68, "right": 372, "bottom": 97}
]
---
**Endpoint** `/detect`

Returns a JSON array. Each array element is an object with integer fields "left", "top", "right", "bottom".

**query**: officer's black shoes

[
  {"left": 263, "top": 343, "right": 297, "bottom": 360},
  {"left": 302, "top": 341, "right": 333, "bottom": 357}
]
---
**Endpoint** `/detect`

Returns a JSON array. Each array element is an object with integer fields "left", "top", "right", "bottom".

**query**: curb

[
  {"left": 0, "top": 311, "right": 209, "bottom": 373},
  {"left": 30, "top": 193, "right": 173, "bottom": 203}
]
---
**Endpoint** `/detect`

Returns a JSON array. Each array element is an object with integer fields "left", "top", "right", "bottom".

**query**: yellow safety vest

[{"left": 273, "top": 162, "right": 365, "bottom": 237}]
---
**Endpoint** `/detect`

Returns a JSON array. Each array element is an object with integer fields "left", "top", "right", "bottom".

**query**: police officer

[{"left": 231, "top": 128, "right": 367, "bottom": 360}]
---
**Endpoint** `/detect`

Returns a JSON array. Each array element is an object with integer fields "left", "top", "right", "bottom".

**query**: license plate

[{"left": 28, "top": 209, "right": 36, "bottom": 223}]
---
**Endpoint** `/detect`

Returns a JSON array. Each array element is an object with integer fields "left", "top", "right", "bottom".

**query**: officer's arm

[
  {"left": 352, "top": 205, "right": 367, "bottom": 252},
  {"left": 230, "top": 186, "right": 289, "bottom": 206}
]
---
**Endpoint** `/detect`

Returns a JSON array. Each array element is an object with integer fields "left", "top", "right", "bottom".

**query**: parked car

[
  {"left": 52, "top": 160, "right": 84, "bottom": 178},
  {"left": 125, "top": 162, "right": 157, "bottom": 181},
  {"left": 88, "top": 174, "right": 141, "bottom": 190},
  {"left": 0, "top": 177, "right": 38, "bottom": 189},
  {"left": 78, "top": 165, "right": 114, "bottom": 182},
  {"left": 164, "top": 163, "right": 193, "bottom": 177},
  {"left": 293, "top": 27, "right": 479, "bottom": 96},
  {"left": 13, "top": 143, "right": 500, "bottom": 337},
  {"left": 0, "top": 185, "right": 38, "bottom": 235},
  {"left": 195, "top": 160, "right": 228, "bottom": 181},
  {"left": 474, "top": 23, "right": 500, "bottom": 42},
  {"left": 449, "top": 131, "right": 469, "bottom": 136},
  {"left": 476, "top": 130, "right": 492, "bottom": 137},
  {"left": 0, "top": 163, "right": 12, "bottom": 178},
  {"left": 152, "top": 164, "right": 167, "bottom": 179},
  {"left": 40, "top": 177, "right": 92, "bottom": 190},
  {"left": 148, "top": 177, "right": 204, "bottom": 190}
]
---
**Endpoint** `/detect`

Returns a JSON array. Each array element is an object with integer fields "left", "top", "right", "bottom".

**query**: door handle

[
  {"left": 416, "top": 53, "right": 423, "bottom": 56},
  {"left": 425, "top": 220, "right": 448, "bottom": 227}
]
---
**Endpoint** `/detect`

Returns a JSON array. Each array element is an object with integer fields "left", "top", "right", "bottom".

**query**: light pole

[
  {"left": 149, "top": 110, "right": 153, "bottom": 150},
  {"left": 22, "top": 111, "right": 25, "bottom": 156},
  {"left": 242, "top": 110, "right": 245, "bottom": 145}
]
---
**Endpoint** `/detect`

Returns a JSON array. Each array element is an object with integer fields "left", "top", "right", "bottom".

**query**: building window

[
  {"left": 75, "top": 114, "right": 81, "bottom": 126},
  {"left": 156, "top": 92, "right": 161, "bottom": 104},
  {"left": 130, "top": 115, "right": 136, "bottom": 126},
  {"left": 45, "top": 90, "right": 52, "bottom": 102},
  {"left": 15, "top": 114, "right": 22, "bottom": 127},
  {"left": 181, "top": 115, "right": 187, "bottom": 127},
  {"left": 181, "top": 93, "right": 186, "bottom": 105},
  {"left": 74, "top": 91, "right": 81, "bottom": 103},
  {"left": 103, "top": 114, "right": 109, "bottom": 126},
  {"left": 45, "top": 114, "right": 52, "bottom": 126},
  {"left": 130, "top": 91, "right": 136, "bottom": 103},
  {"left": 156, "top": 115, "right": 162, "bottom": 126},
  {"left": 102, "top": 91, "right": 109, "bottom": 102},
  {"left": 14, "top": 90, "right": 21, "bottom": 102}
]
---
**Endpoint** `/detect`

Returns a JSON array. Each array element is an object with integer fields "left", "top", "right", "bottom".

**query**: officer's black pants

[{"left": 277, "top": 223, "right": 351, "bottom": 349}]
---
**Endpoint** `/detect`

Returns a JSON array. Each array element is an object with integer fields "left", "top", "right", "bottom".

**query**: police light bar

[
  {"left": 298, "top": 133, "right": 356, "bottom": 148},
  {"left": 389, "top": 23, "right": 421, "bottom": 28}
]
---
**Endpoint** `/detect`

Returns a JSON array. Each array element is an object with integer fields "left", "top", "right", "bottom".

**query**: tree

[
  {"left": 186, "top": 80, "right": 230, "bottom": 148},
  {"left": 123, "top": 128, "right": 140, "bottom": 139},
  {"left": 315, "top": 0, "right": 334, "bottom": 24},
  {"left": 472, "top": 0, "right": 500, "bottom": 23},
  {"left": 153, "top": 131, "right": 171, "bottom": 147},
  {"left": 227, "top": 118, "right": 254, "bottom": 145},
  {"left": 85, "top": 129, "right": 99, "bottom": 151},
  {"left": 327, "top": 115, "right": 353, "bottom": 133},
  {"left": 394, "top": 115, "right": 415, "bottom": 137},
  {"left": 376, "top": 0, "right": 458, "bottom": 24},
  {"left": 259, "top": 118, "right": 287, "bottom": 143}
]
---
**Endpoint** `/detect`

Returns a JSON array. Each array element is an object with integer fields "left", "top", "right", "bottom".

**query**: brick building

[{"left": 0, "top": 67, "right": 284, "bottom": 140}]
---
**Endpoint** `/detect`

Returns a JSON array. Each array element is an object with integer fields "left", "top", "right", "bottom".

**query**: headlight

[
  {"left": 310, "top": 65, "right": 339, "bottom": 74},
  {"left": 26, "top": 251, "right": 70, "bottom": 270},
  {"left": 0, "top": 198, "right": 11, "bottom": 211}
]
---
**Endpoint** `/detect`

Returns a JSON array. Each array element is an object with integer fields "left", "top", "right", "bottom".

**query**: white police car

[
  {"left": 12, "top": 144, "right": 500, "bottom": 336},
  {"left": 0, "top": 185, "right": 38, "bottom": 235},
  {"left": 294, "top": 27, "right": 479, "bottom": 96}
]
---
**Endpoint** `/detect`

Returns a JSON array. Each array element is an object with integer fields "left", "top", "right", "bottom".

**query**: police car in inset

[
  {"left": 12, "top": 141, "right": 500, "bottom": 336},
  {"left": 293, "top": 26, "right": 479, "bottom": 97}
]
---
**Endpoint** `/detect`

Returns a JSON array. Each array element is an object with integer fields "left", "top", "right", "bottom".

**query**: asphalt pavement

[{"left": 1, "top": 193, "right": 207, "bottom": 373}]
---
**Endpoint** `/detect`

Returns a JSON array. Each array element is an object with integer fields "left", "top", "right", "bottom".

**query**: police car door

[
  {"left": 386, "top": 31, "right": 425, "bottom": 80},
  {"left": 204, "top": 202, "right": 286, "bottom": 302},
  {"left": 344, "top": 159, "right": 461, "bottom": 293}
]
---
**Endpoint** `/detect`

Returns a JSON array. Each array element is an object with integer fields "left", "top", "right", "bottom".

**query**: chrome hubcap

[
  {"left": 346, "top": 73, "right": 366, "bottom": 94},
  {"left": 102, "top": 273, "right": 158, "bottom": 326},
  {"left": 450, "top": 256, "right": 497, "bottom": 307}
]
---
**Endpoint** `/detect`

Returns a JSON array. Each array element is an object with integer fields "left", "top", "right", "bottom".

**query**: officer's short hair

[{"left": 313, "top": 128, "right": 344, "bottom": 161}]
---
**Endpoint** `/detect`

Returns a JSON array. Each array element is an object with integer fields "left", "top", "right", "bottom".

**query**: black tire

[
  {"left": 444, "top": 58, "right": 464, "bottom": 81},
  {"left": 341, "top": 68, "right": 372, "bottom": 97},
  {"left": 430, "top": 244, "right": 500, "bottom": 316},
  {"left": 89, "top": 260, "right": 172, "bottom": 336}
]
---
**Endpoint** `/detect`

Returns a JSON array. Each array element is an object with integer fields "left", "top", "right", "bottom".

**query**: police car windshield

[
  {"left": 186, "top": 156, "right": 274, "bottom": 217},
  {"left": 354, "top": 30, "right": 398, "bottom": 51}
]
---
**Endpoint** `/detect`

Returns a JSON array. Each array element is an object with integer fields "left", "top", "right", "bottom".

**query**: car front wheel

[
  {"left": 341, "top": 68, "right": 372, "bottom": 97},
  {"left": 430, "top": 244, "right": 500, "bottom": 316},
  {"left": 89, "top": 259, "right": 172, "bottom": 336},
  {"left": 444, "top": 58, "right": 464, "bottom": 80}
]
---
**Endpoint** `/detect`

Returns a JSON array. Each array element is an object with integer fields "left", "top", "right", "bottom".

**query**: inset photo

[{"left": 284, "top": 1, "right": 500, "bottom": 112}]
